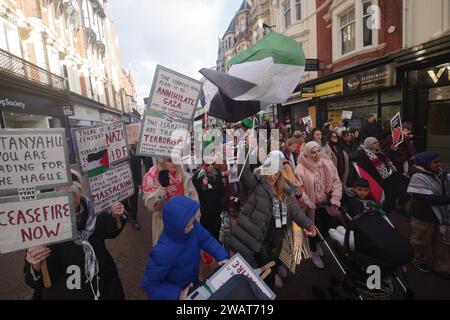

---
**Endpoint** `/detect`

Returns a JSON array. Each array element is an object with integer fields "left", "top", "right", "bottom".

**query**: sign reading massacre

[
  {"left": 87, "top": 162, "right": 134, "bottom": 215},
  {"left": 138, "top": 65, "right": 202, "bottom": 158},
  {"left": 344, "top": 63, "right": 396, "bottom": 95},
  {"left": 0, "top": 193, "right": 76, "bottom": 254},
  {"left": 73, "top": 122, "right": 129, "bottom": 173},
  {"left": 0, "top": 129, "right": 71, "bottom": 192}
]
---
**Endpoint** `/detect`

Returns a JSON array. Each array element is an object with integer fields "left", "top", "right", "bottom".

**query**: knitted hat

[{"left": 414, "top": 151, "right": 439, "bottom": 170}]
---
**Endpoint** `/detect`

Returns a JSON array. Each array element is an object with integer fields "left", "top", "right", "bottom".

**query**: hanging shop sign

[
  {"left": 305, "top": 59, "right": 320, "bottom": 72},
  {"left": 344, "top": 63, "right": 397, "bottom": 95}
]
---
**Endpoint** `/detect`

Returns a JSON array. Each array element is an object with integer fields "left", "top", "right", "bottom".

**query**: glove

[{"left": 158, "top": 170, "right": 170, "bottom": 188}]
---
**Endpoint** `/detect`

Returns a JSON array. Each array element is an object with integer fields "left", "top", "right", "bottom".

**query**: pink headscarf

[{"left": 142, "top": 165, "right": 182, "bottom": 199}]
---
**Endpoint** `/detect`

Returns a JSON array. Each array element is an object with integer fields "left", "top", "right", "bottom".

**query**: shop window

[
  {"left": 283, "top": 0, "right": 291, "bottom": 29},
  {"left": 3, "top": 112, "right": 61, "bottom": 129},
  {"left": 340, "top": 8, "right": 356, "bottom": 55}
]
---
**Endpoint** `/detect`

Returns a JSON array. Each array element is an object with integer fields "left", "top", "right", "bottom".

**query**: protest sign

[
  {"left": 87, "top": 162, "right": 135, "bottom": 215},
  {"left": 0, "top": 193, "right": 76, "bottom": 254},
  {"left": 0, "top": 129, "right": 71, "bottom": 192},
  {"left": 146, "top": 65, "right": 203, "bottom": 121},
  {"left": 73, "top": 122, "right": 129, "bottom": 173},
  {"left": 226, "top": 157, "right": 239, "bottom": 184},
  {"left": 302, "top": 116, "right": 313, "bottom": 133},
  {"left": 206, "top": 253, "right": 276, "bottom": 300},
  {"left": 342, "top": 111, "right": 353, "bottom": 120},
  {"left": 126, "top": 124, "right": 140, "bottom": 145},
  {"left": 390, "top": 112, "right": 404, "bottom": 147},
  {"left": 137, "top": 112, "right": 190, "bottom": 159}
]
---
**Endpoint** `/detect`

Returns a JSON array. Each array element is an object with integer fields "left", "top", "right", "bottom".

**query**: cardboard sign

[
  {"left": 126, "top": 124, "right": 141, "bottom": 145},
  {"left": 0, "top": 193, "right": 76, "bottom": 254},
  {"left": 87, "top": 163, "right": 135, "bottom": 215},
  {"left": 226, "top": 157, "right": 239, "bottom": 184},
  {"left": 146, "top": 65, "right": 203, "bottom": 121},
  {"left": 137, "top": 113, "right": 190, "bottom": 159},
  {"left": 206, "top": 253, "right": 276, "bottom": 300},
  {"left": 342, "top": 111, "right": 353, "bottom": 120},
  {"left": 390, "top": 112, "right": 404, "bottom": 147},
  {"left": 73, "top": 122, "right": 129, "bottom": 173},
  {"left": 302, "top": 116, "right": 313, "bottom": 133},
  {"left": 0, "top": 129, "right": 71, "bottom": 192}
]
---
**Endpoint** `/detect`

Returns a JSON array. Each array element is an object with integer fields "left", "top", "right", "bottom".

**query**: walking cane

[{"left": 41, "top": 260, "right": 52, "bottom": 288}]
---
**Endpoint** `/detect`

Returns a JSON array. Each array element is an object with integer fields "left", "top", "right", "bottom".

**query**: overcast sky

[{"left": 108, "top": 0, "right": 244, "bottom": 105}]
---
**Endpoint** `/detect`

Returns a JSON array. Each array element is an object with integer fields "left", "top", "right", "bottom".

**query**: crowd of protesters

[{"left": 23, "top": 114, "right": 450, "bottom": 300}]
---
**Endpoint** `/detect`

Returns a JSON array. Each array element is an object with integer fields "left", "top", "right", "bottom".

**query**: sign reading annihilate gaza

[{"left": 137, "top": 65, "right": 203, "bottom": 159}]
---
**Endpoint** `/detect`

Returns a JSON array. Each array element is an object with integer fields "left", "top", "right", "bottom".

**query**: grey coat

[{"left": 227, "top": 162, "right": 313, "bottom": 264}]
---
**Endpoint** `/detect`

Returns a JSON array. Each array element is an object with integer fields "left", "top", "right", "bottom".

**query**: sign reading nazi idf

[
  {"left": 87, "top": 162, "right": 135, "bottom": 215},
  {"left": 73, "top": 122, "right": 129, "bottom": 174},
  {"left": 137, "top": 65, "right": 203, "bottom": 159}
]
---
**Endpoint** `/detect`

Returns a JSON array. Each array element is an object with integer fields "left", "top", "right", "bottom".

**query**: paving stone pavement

[{"left": 1, "top": 196, "right": 449, "bottom": 300}]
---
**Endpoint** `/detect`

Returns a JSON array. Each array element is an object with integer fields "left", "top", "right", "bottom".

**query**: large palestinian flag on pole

[{"left": 199, "top": 32, "right": 305, "bottom": 122}]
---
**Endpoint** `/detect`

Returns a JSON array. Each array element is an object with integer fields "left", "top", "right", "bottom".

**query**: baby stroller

[{"left": 314, "top": 199, "right": 415, "bottom": 300}]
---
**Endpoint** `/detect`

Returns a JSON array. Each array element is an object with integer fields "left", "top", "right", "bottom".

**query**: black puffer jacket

[{"left": 227, "top": 162, "right": 313, "bottom": 264}]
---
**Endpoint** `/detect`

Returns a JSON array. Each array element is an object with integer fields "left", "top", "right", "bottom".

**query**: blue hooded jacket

[{"left": 141, "top": 196, "right": 229, "bottom": 300}]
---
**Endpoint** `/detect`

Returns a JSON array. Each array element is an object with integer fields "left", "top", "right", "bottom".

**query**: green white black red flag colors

[
  {"left": 87, "top": 149, "right": 109, "bottom": 178},
  {"left": 199, "top": 32, "right": 305, "bottom": 122}
]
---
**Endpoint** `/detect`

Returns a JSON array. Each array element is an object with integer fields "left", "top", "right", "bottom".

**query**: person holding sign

[
  {"left": 142, "top": 158, "right": 199, "bottom": 246},
  {"left": 141, "top": 196, "right": 228, "bottom": 300},
  {"left": 24, "top": 180, "right": 127, "bottom": 300},
  {"left": 228, "top": 151, "right": 316, "bottom": 289}
]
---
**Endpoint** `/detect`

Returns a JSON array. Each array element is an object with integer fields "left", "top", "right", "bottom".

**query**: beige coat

[{"left": 143, "top": 170, "right": 199, "bottom": 246}]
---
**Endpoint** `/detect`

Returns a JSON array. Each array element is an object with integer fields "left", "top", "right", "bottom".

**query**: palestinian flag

[
  {"left": 199, "top": 32, "right": 305, "bottom": 122},
  {"left": 87, "top": 149, "right": 109, "bottom": 177}
]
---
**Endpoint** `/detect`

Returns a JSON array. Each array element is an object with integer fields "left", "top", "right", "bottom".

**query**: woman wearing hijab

[
  {"left": 324, "top": 131, "right": 350, "bottom": 186},
  {"left": 142, "top": 157, "right": 199, "bottom": 246},
  {"left": 295, "top": 142, "right": 343, "bottom": 269},
  {"left": 408, "top": 152, "right": 450, "bottom": 275},
  {"left": 24, "top": 181, "right": 126, "bottom": 300},
  {"left": 228, "top": 151, "right": 316, "bottom": 289},
  {"left": 356, "top": 137, "right": 408, "bottom": 214}
]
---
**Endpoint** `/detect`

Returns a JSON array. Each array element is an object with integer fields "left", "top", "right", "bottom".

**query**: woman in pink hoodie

[{"left": 295, "top": 141, "right": 343, "bottom": 269}]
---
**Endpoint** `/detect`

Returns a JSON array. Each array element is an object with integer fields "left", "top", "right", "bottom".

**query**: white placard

[
  {"left": 226, "top": 157, "right": 239, "bottom": 184},
  {"left": 342, "top": 111, "right": 353, "bottom": 120},
  {"left": 146, "top": 65, "right": 203, "bottom": 121},
  {"left": 74, "top": 122, "right": 129, "bottom": 173},
  {"left": 0, "top": 193, "right": 76, "bottom": 254},
  {"left": 0, "top": 129, "right": 71, "bottom": 192},
  {"left": 88, "top": 163, "right": 135, "bottom": 214},
  {"left": 138, "top": 113, "right": 190, "bottom": 159},
  {"left": 206, "top": 253, "right": 276, "bottom": 300},
  {"left": 126, "top": 124, "right": 141, "bottom": 145}
]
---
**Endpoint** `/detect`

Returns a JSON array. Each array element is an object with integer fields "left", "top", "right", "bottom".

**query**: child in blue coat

[{"left": 142, "top": 195, "right": 229, "bottom": 300}]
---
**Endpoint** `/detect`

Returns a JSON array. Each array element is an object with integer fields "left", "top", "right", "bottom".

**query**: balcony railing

[{"left": 0, "top": 48, "right": 67, "bottom": 92}]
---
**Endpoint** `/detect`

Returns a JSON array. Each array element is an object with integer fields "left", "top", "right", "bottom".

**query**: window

[
  {"left": 0, "top": 22, "right": 21, "bottom": 57},
  {"left": 240, "top": 18, "right": 246, "bottom": 32},
  {"left": 363, "top": 1, "right": 373, "bottom": 47},
  {"left": 340, "top": 8, "right": 356, "bottom": 55},
  {"left": 283, "top": 0, "right": 291, "bottom": 29},
  {"left": 296, "top": 0, "right": 302, "bottom": 21}
]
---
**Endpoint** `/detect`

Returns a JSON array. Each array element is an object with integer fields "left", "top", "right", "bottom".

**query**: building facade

[{"left": 0, "top": 0, "right": 140, "bottom": 133}]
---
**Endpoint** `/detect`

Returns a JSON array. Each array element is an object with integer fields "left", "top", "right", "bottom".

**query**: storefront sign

[
  {"left": 284, "top": 92, "right": 303, "bottom": 105},
  {"left": 87, "top": 163, "right": 135, "bottom": 215},
  {"left": 0, "top": 88, "right": 62, "bottom": 117},
  {"left": 344, "top": 63, "right": 397, "bottom": 95},
  {"left": 0, "top": 193, "right": 76, "bottom": 254},
  {"left": 0, "top": 129, "right": 72, "bottom": 192},
  {"left": 301, "top": 86, "right": 316, "bottom": 98},
  {"left": 63, "top": 105, "right": 75, "bottom": 117},
  {"left": 410, "top": 63, "right": 450, "bottom": 89},
  {"left": 315, "top": 79, "right": 343, "bottom": 98},
  {"left": 73, "top": 122, "right": 129, "bottom": 174},
  {"left": 390, "top": 112, "right": 404, "bottom": 147}
]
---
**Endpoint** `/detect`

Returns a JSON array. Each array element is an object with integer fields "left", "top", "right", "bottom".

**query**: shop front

[
  {"left": 0, "top": 87, "right": 65, "bottom": 129},
  {"left": 69, "top": 104, "right": 102, "bottom": 128}
]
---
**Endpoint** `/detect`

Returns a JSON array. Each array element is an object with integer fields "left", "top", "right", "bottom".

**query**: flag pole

[{"left": 238, "top": 117, "right": 256, "bottom": 180}]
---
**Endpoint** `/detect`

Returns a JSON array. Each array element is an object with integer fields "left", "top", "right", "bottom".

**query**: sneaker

[
  {"left": 274, "top": 274, "right": 284, "bottom": 288},
  {"left": 311, "top": 252, "right": 325, "bottom": 269},
  {"left": 132, "top": 221, "right": 141, "bottom": 231},
  {"left": 414, "top": 263, "right": 431, "bottom": 273},
  {"left": 277, "top": 265, "right": 288, "bottom": 279}
]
